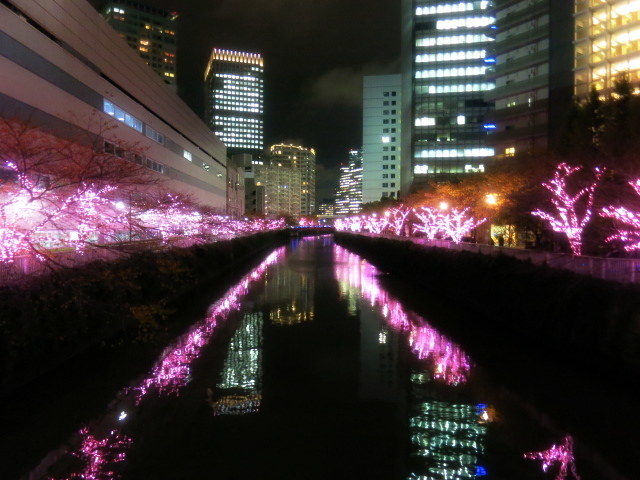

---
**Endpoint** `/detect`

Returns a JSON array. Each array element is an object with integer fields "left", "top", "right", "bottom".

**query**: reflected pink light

[
  {"left": 58, "top": 427, "right": 132, "bottom": 480},
  {"left": 132, "top": 247, "right": 285, "bottom": 402},
  {"left": 524, "top": 435, "right": 580, "bottom": 480},
  {"left": 334, "top": 245, "right": 471, "bottom": 385}
]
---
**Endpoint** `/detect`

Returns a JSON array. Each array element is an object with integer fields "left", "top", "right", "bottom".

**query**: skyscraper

[
  {"left": 336, "top": 149, "right": 363, "bottom": 215},
  {"left": 362, "top": 75, "right": 403, "bottom": 203},
  {"left": 575, "top": 1, "right": 640, "bottom": 96},
  {"left": 101, "top": 1, "right": 178, "bottom": 88},
  {"left": 485, "top": 0, "right": 573, "bottom": 158},
  {"left": 268, "top": 144, "right": 316, "bottom": 215},
  {"left": 255, "top": 161, "right": 302, "bottom": 217},
  {"left": 402, "top": 0, "right": 496, "bottom": 185},
  {"left": 205, "top": 49, "right": 264, "bottom": 155}
]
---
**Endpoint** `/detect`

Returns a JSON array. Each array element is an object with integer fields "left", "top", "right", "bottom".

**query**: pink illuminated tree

[
  {"left": 532, "top": 163, "right": 603, "bottom": 255},
  {"left": 386, "top": 206, "right": 411, "bottom": 236},
  {"left": 440, "top": 207, "right": 486, "bottom": 243},
  {"left": 363, "top": 213, "right": 388, "bottom": 234},
  {"left": 524, "top": 435, "right": 581, "bottom": 480},
  {"left": 600, "top": 179, "right": 640, "bottom": 251},
  {"left": 412, "top": 206, "right": 444, "bottom": 240}
]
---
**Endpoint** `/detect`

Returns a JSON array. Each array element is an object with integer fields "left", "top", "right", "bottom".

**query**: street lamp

[
  {"left": 485, "top": 193, "right": 498, "bottom": 205},
  {"left": 439, "top": 201, "right": 449, "bottom": 210}
]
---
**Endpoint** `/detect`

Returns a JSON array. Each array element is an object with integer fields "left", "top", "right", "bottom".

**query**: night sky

[{"left": 90, "top": 0, "right": 401, "bottom": 200}]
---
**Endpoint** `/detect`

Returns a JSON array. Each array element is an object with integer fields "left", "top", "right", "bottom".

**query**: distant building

[
  {"left": 485, "top": 0, "right": 573, "bottom": 158},
  {"left": 363, "top": 75, "right": 403, "bottom": 203},
  {"left": 205, "top": 49, "right": 264, "bottom": 156},
  {"left": 574, "top": 1, "right": 640, "bottom": 96},
  {"left": 401, "top": 0, "right": 496, "bottom": 185},
  {"left": 226, "top": 155, "right": 245, "bottom": 218},
  {"left": 268, "top": 144, "right": 316, "bottom": 215},
  {"left": 101, "top": 0, "right": 178, "bottom": 88},
  {"left": 317, "top": 199, "right": 336, "bottom": 217},
  {"left": 0, "top": 0, "right": 226, "bottom": 209},
  {"left": 256, "top": 161, "right": 302, "bottom": 217},
  {"left": 336, "top": 149, "right": 363, "bottom": 215},
  {"left": 234, "top": 153, "right": 266, "bottom": 215}
]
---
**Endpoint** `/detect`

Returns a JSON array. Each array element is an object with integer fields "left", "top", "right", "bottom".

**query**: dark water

[{"left": 7, "top": 236, "right": 630, "bottom": 479}]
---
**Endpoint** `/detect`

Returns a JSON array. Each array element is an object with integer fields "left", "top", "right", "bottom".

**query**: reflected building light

[
  {"left": 333, "top": 245, "right": 471, "bottom": 385},
  {"left": 211, "top": 312, "right": 263, "bottom": 416},
  {"left": 524, "top": 435, "right": 581, "bottom": 480},
  {"left": 409, "top": 400, "right": 487, "bottom": 479}
]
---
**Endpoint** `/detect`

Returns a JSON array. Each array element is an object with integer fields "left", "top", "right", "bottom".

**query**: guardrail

[{"left": 360, "top": 234, "right": 640, "bottom": 285}]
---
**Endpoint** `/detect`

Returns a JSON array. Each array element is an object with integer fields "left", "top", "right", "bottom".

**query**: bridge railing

[{"left": 358, "top": 233, "right": 640, "bottom": 284}]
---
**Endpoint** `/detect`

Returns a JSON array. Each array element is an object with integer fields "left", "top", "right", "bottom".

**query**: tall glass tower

[
  {"left": 403, "top": 1, "right": 496, "bottom": 185},
  {"left": 205, "top": 49, "right": 264, "bottom": 155},
  {"left": 101, "top": 1, "right": 178, "bottom": 88}
]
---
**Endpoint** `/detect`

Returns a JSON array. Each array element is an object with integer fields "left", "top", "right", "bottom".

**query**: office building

[
  {"left": 226, "top": 155, "right": 245, "bottom": 218},
  {"left": 234, "top": 153, "right": 265, "bottom": 215},
  {"left": 485, "top": 0, "right": 573, "bottom": 158},
  {"left": 101, "top": 0, "right": 178, "bottom": 88},
  {"left": 268, "top": 144, "right": 316, "bottom": 215},
  {"left": 255, "top": 161, "right": 302, "bottom": 217},
  {"left": 402, "top": 0, "right": 496, "bottom": 185},
  {"left": 575, "top": 0, "right": 640, "bottom": 96},
  {"left": 205, "top": 49, "right": 264, "bottom": 155},
  {"left": 336, "top": 149, "right": 363, "bottom": 215},
  {"left": 0, "top": 0, "right": 227, "bottom": 209},
  {"left": 362, "top": 75, "right": 403, "bottom": 203}
]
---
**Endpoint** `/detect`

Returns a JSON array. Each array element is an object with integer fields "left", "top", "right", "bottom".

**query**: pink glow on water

[
  {"left": 524, "top": 435, "right": 581, "bottom": 480},
  {"left": 133, "top": 247, "right": 285, "bottom": 402},
  {"left": 57, "top": 427, "right": 132, "bottom": 480},
  {"left": 334, "top": 245, "right": 471, "bottom": 385}
]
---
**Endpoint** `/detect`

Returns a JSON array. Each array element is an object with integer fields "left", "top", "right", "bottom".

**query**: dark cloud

[{"left": 315, "top": 163, "right": 340, "bottom": 202}]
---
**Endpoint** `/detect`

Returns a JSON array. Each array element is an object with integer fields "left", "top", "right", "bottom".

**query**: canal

[{"left": 3, "top": 235, "right": 632, "bottom": 479}]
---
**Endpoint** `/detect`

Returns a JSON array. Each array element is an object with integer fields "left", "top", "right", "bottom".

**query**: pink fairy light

[
  {"left": 57, "top": 427, "right": 132, "bottom": 480},
  {"left": 413, "top": 206, "right": 444, "bottom": 240},
  {"left": 524, "top": 435, "right": 581, "bottom": 480},
  {"left": 600, "top": 179, "right": 640, "bottom": 251},
  {"left": 387, "top": 206, "right": 411, "bottom": 236},
  {"left": 363, "top": 213, "right": 389, "bottom": 234},
  {"left": 334, "top": 245, "right": 471, "bottom": 385},
  {"left": 439, "top": 207, "right": 486, "bottom": 244},
  {"left": 532, "top": 163, "right": 602, "bottom": 256}
]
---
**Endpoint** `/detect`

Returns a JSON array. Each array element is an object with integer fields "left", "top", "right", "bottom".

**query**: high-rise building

[
  {"left": 268, "top": 144, "right": 316, "bottom": 215},
  {"left": 234, "top": 153, "right": 266, "bottom": 215},
  {"left": 336, "top": 149, "right": 363, "bottom": 215},
  {"left": 205, "top": 49, "right": 264, "bottom": 155},
  {"left": 574, "top": 1, "right": 640, "bottom": 96},
  {"left": 402, "top": 0, "right": 496, "bottom": 185},
  {"left": 255, "top": 161, "right": 302, "bottom": 217},
  {"left": 362, "top": 75, "right": 403, "bottom": 203},
  {"left": 101, "top": 1, "right": 178, "bottom": 88},
  {"left": 485, "top": 0, "right": 573, "bottom": 158}
]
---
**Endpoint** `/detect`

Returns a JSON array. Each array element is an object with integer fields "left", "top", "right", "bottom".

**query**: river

[{"left": 7, "top": 235, "right": 629, "bottom": 479}]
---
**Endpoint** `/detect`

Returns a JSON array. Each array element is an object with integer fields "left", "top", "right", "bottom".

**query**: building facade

[
  {"left": 255, "top": 162, "right": 302, "bottom": 217},
  {"left": 204, "top": 49, "right": 264, "bottom": 156},
  {"left": 485, "top": 0, "right": 573, "bottom": 158},
  {"left": 101, "top": 0, "right": 178, "bottom": 88},
  {"left": 402, "top": 0, "right": 496, "bottom": 185},
  {"left": 362, "top": 75, "right": 403, "bottom": 203},
  {"left": 0, "top": 0, "right": 227, "bottom": 209},
  {"left": 335, "top": 149, "right": 363, "bottom": 215},
  {"left": 268, "top": 144, "right": 316, "bottom": 215},
  {"left": 575, "top": 0, "right": 640, "bottom": 96}
]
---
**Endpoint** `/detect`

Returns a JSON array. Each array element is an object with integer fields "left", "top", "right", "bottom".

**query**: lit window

[
  {"left": 382, "top": 136, "right": 391, "bottom": 143},
  {"left": 184, "top": 150, "right": 193, "bottom": 161},
  {"left": 505, "top": 147, "right": 516, "bottom": 157},
  {"left": 457, "top": 115, "right": 466, "bottom": 125}
]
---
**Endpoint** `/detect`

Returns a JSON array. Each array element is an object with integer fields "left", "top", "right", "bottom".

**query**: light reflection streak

[
  {"left": 49, "top": 247, "right": 285, "bottom": 480},
  {"left": 524, "top": 435, "right": 581, "bottom": 480},
  {"left": 334, "top": 245, "right": 471, "bottom": 385}
]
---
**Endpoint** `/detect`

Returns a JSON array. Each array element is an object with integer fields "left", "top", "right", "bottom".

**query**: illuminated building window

[{"left": 505, "top": 147, "right": 515, "bottom": 156}]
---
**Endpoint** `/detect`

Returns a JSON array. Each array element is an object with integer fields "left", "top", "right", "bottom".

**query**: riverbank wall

[
  {"left": 334, "top": 232, "right": 640, "bottom": 373},
  {"left": 0, "top": 231, "right": 288, "bottom": 396}
]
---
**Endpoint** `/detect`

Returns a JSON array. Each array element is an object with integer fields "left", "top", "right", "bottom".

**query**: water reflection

[
  {"left": 47, "top": 247, "right": 285, "bottom": 480},
  {"left": 525, "top": 435, "right": 581, "bottom": 480},
  {"left": 333, "top": 244, "right": 487, "bottom": 479},
  {"left": 333, "top": 245, "right": 471, "bottom": 386},
  {"left": 209, "top": 312, "right": 263, "bottom": 416}
]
